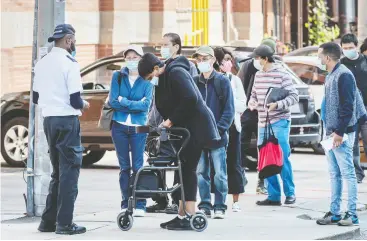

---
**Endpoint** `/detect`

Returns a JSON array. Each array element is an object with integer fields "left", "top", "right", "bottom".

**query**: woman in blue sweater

[{"left": 108, "top": 45, "right": 153, "bottom": 217}]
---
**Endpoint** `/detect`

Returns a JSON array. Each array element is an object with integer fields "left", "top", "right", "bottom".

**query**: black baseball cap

[
  {"left": 249, "top": 44, "right": 275, "bottom": 58},
  {"left": 48, "top": 24, "right": 75, "bottom": 43}
]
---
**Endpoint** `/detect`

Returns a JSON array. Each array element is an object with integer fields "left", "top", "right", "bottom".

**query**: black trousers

[
  {"left": 227, "top": 124, "right": 246, "bottom": 194},
  {"left": 241, "top": 110, "right": 258, "bottom": 167},
  {"left": 41, "top": 116, "right": 83, "bottom": 226}
]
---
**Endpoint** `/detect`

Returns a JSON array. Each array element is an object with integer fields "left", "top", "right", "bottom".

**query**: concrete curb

[{"left": 317, "top": 227, "right": 360, "bottom": 240}]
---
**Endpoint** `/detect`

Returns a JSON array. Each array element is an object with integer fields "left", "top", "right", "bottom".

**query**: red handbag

[{"left": 258, "top": 113, "right": 283, "bottom": 179}]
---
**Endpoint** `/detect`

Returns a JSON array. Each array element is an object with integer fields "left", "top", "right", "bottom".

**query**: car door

[{"left": 79, "top": 58, "right": 125, "bottom": 139}]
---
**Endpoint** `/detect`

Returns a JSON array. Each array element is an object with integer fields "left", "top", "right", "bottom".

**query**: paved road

[{"left": 1, "top": 148, "right": 367, "bottom": 239}]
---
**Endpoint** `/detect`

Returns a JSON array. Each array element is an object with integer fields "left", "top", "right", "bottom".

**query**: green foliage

[{"left": 305, "top": 0, "right": 340, "bottom": 46}]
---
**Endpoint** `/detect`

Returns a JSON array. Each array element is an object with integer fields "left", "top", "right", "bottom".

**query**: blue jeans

[
  {"left": 111, "top": 122, "right": 147, "bottom": 210},
  {"left": 326, "top": 132, "right": 358, "bottom": 216},
  {"left": 197, "top": 147, "right": 228, "bottom": 211},
  {"left": 257, "top": 119, "right": 295, "bottom": 201}
]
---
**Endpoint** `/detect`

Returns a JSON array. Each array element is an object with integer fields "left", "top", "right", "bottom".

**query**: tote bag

[{"left": 257, "top": 113, "right": 283, "bottom": 179}]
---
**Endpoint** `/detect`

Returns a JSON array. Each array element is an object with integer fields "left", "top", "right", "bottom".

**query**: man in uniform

[{"left": 33, "top": 24, "right": 89, "bottom": 235}]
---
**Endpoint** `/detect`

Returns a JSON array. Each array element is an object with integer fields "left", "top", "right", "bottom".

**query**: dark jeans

[
  {"left": 111, "top": 122, "right": 147, "bottom": 210},
  {"left": 353, "top": 120, "right": 367, "bottom": 182},
  {"left": 41, "top": 116, "right": 82, "bottom": 226},
  {"left": 227, "top": 124, "right": 246, "bottom": 194}
]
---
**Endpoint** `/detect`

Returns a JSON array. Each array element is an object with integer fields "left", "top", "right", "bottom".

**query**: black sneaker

[
  {"left": 55, "top": 223, "right": 86, "bottom": 235},
  {"left": 316, "top": 211, "right": 342, "bottom": 225},
  {"left": 166, "top": 217, "right": 192, "bottom": 231},
  {"left": 146, "top": 203, "right": 166, "bottom": 213},
  {"left": 38, "top": 220, "right": 56, "bottom": 232},
  {"left": 256, "top": 199, "right": 281, "bottom": 206},
  {"left": 199, "top": 208, "right": 211, "bottom": 218},
  {"left": 160, "top": 217, "right": 180, "bottom": 229},
  {"left": 165, "top": 204, "right": 179, "bottom": 214}
]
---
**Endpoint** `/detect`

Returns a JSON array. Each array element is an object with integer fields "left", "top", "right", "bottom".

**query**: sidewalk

[{"left": 1, "top": 152, "right": 366, "bottom": 239}]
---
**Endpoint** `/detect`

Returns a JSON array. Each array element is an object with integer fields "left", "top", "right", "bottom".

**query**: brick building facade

[{"left": 1, "top": 0, "right": 268, "bottom": 95}]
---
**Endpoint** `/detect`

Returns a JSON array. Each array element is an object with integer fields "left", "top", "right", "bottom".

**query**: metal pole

[
  {"left": 33, "top": 0, "right": 65, "bottom": 217},
  {"left": 26, "top": 0, "right": 39, "bottom": 217}
]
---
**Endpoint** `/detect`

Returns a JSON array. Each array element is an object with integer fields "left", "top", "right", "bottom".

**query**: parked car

[
  {"left": 282, "top": 55, "right": 327, "bottom": 154},
  {"left": 284, "top": 46, "right": 319, "bottom": 57}
]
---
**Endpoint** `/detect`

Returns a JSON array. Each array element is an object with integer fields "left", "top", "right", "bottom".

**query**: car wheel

[
  {"left": 82, "top": 150, "right": 106, "bottom": 167},
  {"left": 311, "top": 121, "right": 325, "bottom": 155},
  {"left": 1, "top": 117, "right": 29, "bottom": 167}
]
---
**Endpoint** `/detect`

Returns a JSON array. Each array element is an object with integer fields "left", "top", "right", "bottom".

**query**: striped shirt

[{"left": 249, "top": 64, "right": 299, "bottom": 127}]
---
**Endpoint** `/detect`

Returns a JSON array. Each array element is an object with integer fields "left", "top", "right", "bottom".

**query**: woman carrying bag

[
  {"left": 248, "top": 45, "right": 299, "bottom": 206},
  {"left": 213, "top": 47, "right": 247, "bottom": 212},
  {"left": 108, "top": 45, "right": 153, "bottom": 217}
]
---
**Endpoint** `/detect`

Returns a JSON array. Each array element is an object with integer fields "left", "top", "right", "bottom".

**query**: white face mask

[
  {"left": 253, "top": 59, "right": 263, "bottom": 71},
  {"left": 198, "top": 61, "right": 212, "bottom": 73},
  {"left": 151, "top": 76, "right": 159, "bottom": 86},
  {"left": 160, "top": 47, "right": 172, "bottom": 60},
  {"left": 126, "top": 60, "right": 139, "bottom": 71},
  {"left": 316, "top": 59, "right": 327, "bottom": 71}
]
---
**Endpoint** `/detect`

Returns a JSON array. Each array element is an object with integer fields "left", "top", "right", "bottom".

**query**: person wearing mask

[
  {"left": 193, "top": 46, "right": 235, "bottom": 219},
  {"left": 213, "top": 47, "right": 247, "bottom": 212},
  {"left": 108, "top": 45, "right": 153, "bottom": 217},
  {"left": 248, "top": 45, "right": 299, "bottom": 206},
  {"left": 33, "top": 24, "right": 88, "bottom": 235},
  {"left": 138, "top": 53, "right": 220, "bottom": 230},
  {"left": 237, "top": 38, "right": 279, "bottom": 195},
  {"left": 340, "top": 33, "right": 367, "bottom": 183},
  {"left": 316, "top": 42, "right": 361, "bottom": 226},
  {"left": 146, "top": 33, "right": 198, "bottom": 214}
]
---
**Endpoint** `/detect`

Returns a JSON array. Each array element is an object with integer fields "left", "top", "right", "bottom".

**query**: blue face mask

[
  {"left": 198, "top": 61, "right": 212, "bottom": 73},
  {"left": 71, "top": 51, "right": 76, "bottom": 57},
  {"left": 151, "top": 76, "right": 159, "bottom": 86},
  {"left": 126, "top": 60, "right": 139, "bottom": 71},
  {"left": 160, "top": 47, "right": 172, "bottom": 60},
  {"left": 343, "top": 49, "right": 358, "bottom": 60}
]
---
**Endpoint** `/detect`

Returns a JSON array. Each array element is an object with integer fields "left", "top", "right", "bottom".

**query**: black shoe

[
  {"left": 146, "top": 203, "right": 167, "bottom": 213},
  {"left": 38, "top": 221, "right": 56, "bottom": 232},
  {"left": 284, "top": 196, "right": 296, "bottom": 204},
  {"left": 160, "top": 217, "right": 180, "bottom": 229},
  {"left": 256, "top": 199, "right": 281, "bottom": 206},
  {"left": 166, "top": 217, "right": 192, "bottom": 231},
  {"left": 55, "top": 223, "right": 86, "bottom": 235},
  {"left": 199, "top": 208, "right": 211, "bottom": 218}
]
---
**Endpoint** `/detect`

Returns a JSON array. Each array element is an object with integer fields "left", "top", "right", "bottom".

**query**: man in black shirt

[{"left": 341, "top": 33, "right": 367, "bottom": 183}]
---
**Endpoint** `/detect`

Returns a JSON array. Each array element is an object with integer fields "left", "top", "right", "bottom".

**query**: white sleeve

[
  {"left": 33, "top": 64, "right": 39, "bottom": 92},
  {"left": 66, "top": 62, "right": 83, "bottom": 95}
]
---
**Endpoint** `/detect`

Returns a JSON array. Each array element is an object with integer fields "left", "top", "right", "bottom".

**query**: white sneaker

[
  {"left": 232, "top": 202, "right": 241, "bottom": 212},
  {"left": 133, "top": 209, "right": 146, "bottom": 217},
  {"left": 213, "top": 210, "right": 225, "bottom": 219}
]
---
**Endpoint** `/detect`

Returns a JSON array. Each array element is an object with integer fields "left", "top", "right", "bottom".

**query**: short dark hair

[
  {"left": 138, "top": 53, "right": 163, "bottom": 78},
  {"left": 163, "top": 33, "right": 182, "bottom": 55},
  {"left": 260, "top": 56, "right": 275, "bottom": 63},
  {"left": 319, "top": 42, "right": 342, "bottom": 61},
  {"left": 341, "top": 33, "right": 358, "bottom": 46}
]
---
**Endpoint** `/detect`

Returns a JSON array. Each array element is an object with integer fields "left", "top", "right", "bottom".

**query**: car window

[
  {"left": 286, "top": 63, "right": 326, "bottom": 85},
  {"left": 306, "top": 50, "right": 318, "bottom": 56},
  {"left": 82, "top": 60, "right": 125, "bottom": 90}
]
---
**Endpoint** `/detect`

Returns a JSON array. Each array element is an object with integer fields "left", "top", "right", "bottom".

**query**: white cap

[{"left": 123, "top": 45, "right": 144, "bottom": 57}]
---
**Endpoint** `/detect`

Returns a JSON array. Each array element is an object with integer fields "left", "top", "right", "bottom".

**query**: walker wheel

[
  {"left": 117, "top": 212, "right": 133, "bottom": 231},
  {"left": 190, "top": 213, "right": 208, "bottom": 232}
]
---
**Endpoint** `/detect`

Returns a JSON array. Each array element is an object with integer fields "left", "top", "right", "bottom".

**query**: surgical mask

[
  {"left": 71, "top": 50, "right": 76, "bottom": 57},
  {"left": 198, "top": 61, "right": 212, "bottom": 73},
  {"left": 220, "top": 60, "right": 233, "bottom": 73},
  {"left": 343, "top": 48, "right": 358, "bottom": 60},
  {"left": 253, "top": 59, "right": 263, "bottom": 71},
  {"left": 160, "top": 47, "right": 172, "bottom": 60},
  {"left": 126, "top": 60, "right": 139, "bottom": 71},
  {"left": 68, "top": 42, "right": 76, "bottom": 55},
  {"left": 317, "top": 59, "right": 327, "bottom": 71},
  {"left": 151, "top": 76, "right": 159, "bottom": 86}
]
